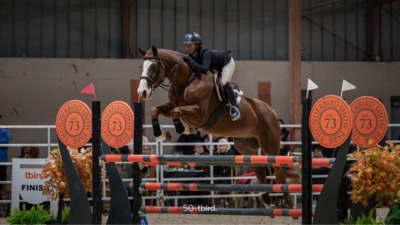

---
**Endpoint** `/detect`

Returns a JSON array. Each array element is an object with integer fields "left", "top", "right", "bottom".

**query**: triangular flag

[
  {"left": 340, "top": 80, "right": 356, "bottom": 98},
  {"left": 306, "top": 79, "right": 318, "bottom": 98},
  {"left": 81, "top": 83, "right": 97, "bottom": 101},
  {"left": 307, "top": 79, "right": 318, "bottom": 91},
  {"left": 342, "top": 80, "right": 356, "bottom": 92}
]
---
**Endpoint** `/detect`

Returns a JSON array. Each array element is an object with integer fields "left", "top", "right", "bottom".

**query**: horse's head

[{"left": 137, "top": 45, "right": 172, "bottom": 100}]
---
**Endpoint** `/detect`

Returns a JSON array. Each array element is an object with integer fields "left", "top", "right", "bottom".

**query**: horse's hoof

[
  {"left": 262, "top": 203, "right": 276, "bottom": 209},
  {"left": 138, "top": 163, "right": 144, "bottom": 170},
  {"left": 261, "top": 193, "right": 271, "bottom": 205},
  {"left": 182, "top": 124, "right": 196, "bottom": 135},
  {"left": 159, "top": 131, "right": 172, "bottom": 142}
]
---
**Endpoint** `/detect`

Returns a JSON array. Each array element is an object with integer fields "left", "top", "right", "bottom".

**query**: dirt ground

[
  {"left": 0, "top": 207, "right": 389, "bottom": 225},
  {"left": 137, "top": 207, "right": 390, "bottom": 225}
]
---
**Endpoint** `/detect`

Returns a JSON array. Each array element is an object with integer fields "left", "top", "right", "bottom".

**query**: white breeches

[{"left": 219, "top": 58, "right": 235, "bottom": 85}]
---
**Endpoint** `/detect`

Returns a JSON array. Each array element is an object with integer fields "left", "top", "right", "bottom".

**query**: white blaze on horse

[{"left": 137, "top": 45, "right": 301, "bottom": 208}]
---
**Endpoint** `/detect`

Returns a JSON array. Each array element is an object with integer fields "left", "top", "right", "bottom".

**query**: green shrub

[
  {"left": 341, "top": 205, "right": 383, "bottom": 225},
  {"left": 6, "top": 204, "right": 55, "bottom": 225},
  {"left": 61, "top": 205, "right": 70, "bottom": 223},
  {"left": 385, "top": 203, "right": 400, "bottom": 225},
  {"left": 60, "top": 205, "right": 93, "bottom": 223}
]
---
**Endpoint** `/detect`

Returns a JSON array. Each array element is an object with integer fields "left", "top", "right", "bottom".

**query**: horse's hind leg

[
  {"left": 249, "top": 166, "right": 272, "bottom": 206},
  {"left": 233, "top": 137, "right": 274, "bottom": 208},
  {"left": 255, "top": 120, "right": 293, "bottom": 208}
]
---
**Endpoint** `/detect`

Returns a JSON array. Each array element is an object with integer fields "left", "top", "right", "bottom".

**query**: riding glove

[{"left": 183, "top": 54, "right": 191, "bottom": 62}]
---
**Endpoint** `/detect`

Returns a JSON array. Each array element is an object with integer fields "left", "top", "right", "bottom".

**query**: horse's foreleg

[
  {"left": 172, "top": 119, "right": 185, "bottom": 134},
  {"left": 170, "top": 104, "right": 201, "bottom": 118},
  {"left": 150, "top": 103, "right": 174, "bottom": 137},
  {"left": 169, "top": 104, "right": 201, "bottom": 134}
]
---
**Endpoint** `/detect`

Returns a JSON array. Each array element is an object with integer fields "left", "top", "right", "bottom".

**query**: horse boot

[
  {"left": 152, "top": 119, "right": 162, "bottom": 137},
  {"left": 224, "top": 82, "right": 241, "bottom": 121},
  {"left": 173, "top": 119, "right": 185, "bottom": 134}
]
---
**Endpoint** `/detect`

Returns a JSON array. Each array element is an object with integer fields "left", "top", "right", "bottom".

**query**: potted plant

[
  {"left": 40, "top": 147, "right": 101, "bottom": 222},
  {"left": 346, "top": 141, "right": 400, "bottom": 223}
]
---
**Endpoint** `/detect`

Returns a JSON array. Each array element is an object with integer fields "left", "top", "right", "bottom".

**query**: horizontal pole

[
  {"left": 140, "top": 206, "right": 307, "bottom": 217},
  {"left": 101, "top": 155, "right": 301, "bottom": 166},
  {"left": 101, "top": 154, "right": 336, "bottom": 167},
  {"left": 140, "top": 182, "right": 323, "bottom": 193}
]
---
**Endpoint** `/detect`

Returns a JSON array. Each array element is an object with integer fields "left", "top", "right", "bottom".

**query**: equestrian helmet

[{"left": 183, "top": 32, "right": 202, "bottom": 44}]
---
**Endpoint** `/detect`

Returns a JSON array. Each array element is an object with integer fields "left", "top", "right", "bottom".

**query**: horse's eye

[{"left": 150, "top": 64, "right": 156, "bottom": 72}]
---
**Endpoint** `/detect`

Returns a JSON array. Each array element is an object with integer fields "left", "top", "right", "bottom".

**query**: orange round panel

[
  {"left": 56, "top": 100, "right": 92, "bottom": 148},
  {"left": 101, "top": 101, "right": 134, "bottom": 148},
  {"left": 350, "top": 96, "right": 388, "bottom": 147},
  {"left": 309, "top": 95, "right": 353, "bottom": 149}
]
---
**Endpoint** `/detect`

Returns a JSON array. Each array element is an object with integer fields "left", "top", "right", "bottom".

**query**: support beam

[
  {"left": 289, "top": 0, "right": 302, "bottom": 152},
  {"left": 123, "top": 0, "right": 133, "bottom": 58},
  {"left": 371, "top": 0, "right": 380, "bottom": 61},
  {"left": 370, "top": 0, "right": 396, "bottom": 61}
]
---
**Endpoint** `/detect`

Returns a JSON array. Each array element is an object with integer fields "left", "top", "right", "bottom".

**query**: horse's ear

[
  {"left": 151, "top": 45, "right": 158, "bottom": 55},
  {"left": 138, "top": 48, "right": 147, "bottom": 56}
]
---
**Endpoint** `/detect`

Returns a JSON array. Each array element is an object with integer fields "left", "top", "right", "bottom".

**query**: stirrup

[{"left": 229, "top": 106, "right": 241, "bottom": 121}]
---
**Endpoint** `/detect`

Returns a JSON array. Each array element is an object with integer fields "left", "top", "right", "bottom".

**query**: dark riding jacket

[{"left": 185, "top": 47, "right": 232, "bottom": 74}]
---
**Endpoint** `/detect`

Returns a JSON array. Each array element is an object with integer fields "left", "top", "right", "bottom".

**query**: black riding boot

[{"left": 224, "top": 82, "right": 241, "bottom": 121}]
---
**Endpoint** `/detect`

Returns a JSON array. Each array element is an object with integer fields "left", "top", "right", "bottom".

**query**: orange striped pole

[{"left": 140, "top": 182, "right": 324, "bottom": 193}]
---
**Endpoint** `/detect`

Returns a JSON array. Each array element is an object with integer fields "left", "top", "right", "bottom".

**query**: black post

[
  {"left": 132, "top": 102, "right": 143, "bottom": 224},
  {"left": 92, "top": 101, "right": 102, "bottom": 224},
  {"left": 301, "top": 97, "right": 312, "bottom": 224},
  {"left": 313, "top": 135, "right": 351, "bottom": 224}
]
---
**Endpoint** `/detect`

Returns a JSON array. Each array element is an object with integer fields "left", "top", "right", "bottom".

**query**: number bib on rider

[
  {"left": 101, "top": 101, "right": 134, "bottom": 148},
  {"left": 56, "top": 100, "right": 92, "bottom": 148},
  {"left": 350, "top": 96, "right": 388, "bottom": 147},
  {"left": 309, "top": 95, "right": 353, "bottom": 149}
]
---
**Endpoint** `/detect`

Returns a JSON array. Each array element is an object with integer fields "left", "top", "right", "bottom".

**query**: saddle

[
  {"left": 197, "top": 73, "right": 243, "bottom": 131},
  {"left": 214, "top": 72, "right": 243, "bottom": 104}
]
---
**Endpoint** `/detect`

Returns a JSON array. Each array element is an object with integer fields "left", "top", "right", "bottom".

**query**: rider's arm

[{"left": 185, "top": 50, "right": 212, "bottom": 74}]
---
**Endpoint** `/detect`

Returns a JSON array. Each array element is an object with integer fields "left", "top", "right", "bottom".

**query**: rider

[{"left": 182, "top": 32, "right": 241, "bottom": 121}]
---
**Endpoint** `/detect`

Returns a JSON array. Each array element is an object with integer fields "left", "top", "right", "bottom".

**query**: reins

[
  {"left": 141, "top": 54, "right": 172, "bottom": 91},
  {"left": 141, "top": 53, "right": 197, "bottom": 99}
]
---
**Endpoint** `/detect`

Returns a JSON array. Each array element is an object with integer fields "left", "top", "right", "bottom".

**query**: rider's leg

[
  {"left": 224, "top": 82, "right": 241, "bottom": 121},
  {"left": 220, "top": 58, "right": 235, "bottom": 85},
  {"left": 221, "top": 58, "right": 241, "bottom": 121}
]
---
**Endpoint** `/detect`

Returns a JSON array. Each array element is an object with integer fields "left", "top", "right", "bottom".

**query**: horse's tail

[{"left": 281, "top": 165, "right": 302, "bottom": 184}]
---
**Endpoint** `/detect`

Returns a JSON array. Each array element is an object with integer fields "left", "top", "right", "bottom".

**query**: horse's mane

[
  {"left": 158, "top": 49, "right": 183, "bottom": 61},
  {"left": 157, "top": 48, "right": 197, "bottom": 77}
]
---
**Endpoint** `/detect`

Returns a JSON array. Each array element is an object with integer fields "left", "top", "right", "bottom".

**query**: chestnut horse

[{"left": 137, "top": 46, "right": 300, "bottom": 208}]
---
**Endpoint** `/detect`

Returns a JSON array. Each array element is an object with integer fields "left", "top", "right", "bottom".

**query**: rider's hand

[{"left": 183, "top": 54, "right": 191, "bottom": 62}]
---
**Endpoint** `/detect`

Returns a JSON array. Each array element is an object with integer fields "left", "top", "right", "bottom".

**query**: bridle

[
  {"left": 141, "top": 54, "right": 173, "bottom": 92},
  {"left": 141, "top": 53, "right": 197, "bottom": 99}
]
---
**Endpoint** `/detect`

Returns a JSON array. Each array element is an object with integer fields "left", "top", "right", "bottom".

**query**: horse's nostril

[{"left": 142, "top": 90, "right": 147, "bottom": 99}]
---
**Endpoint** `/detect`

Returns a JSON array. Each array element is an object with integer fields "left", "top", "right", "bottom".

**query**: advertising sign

[{"left": 11, "top": 159, "right": 48, "bottom": 210}]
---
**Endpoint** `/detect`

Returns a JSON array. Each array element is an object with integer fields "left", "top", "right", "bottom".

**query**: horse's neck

[{"left": 160, "top": 50, "right": 193, "bottom": 89}]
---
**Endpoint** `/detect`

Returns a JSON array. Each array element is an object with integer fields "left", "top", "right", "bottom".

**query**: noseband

[
  {"left": 141, "top": 54, "right": 172, "bottom": 91},
  {"left": 141, "top": 54, "right": 195, "bottom": 100}
]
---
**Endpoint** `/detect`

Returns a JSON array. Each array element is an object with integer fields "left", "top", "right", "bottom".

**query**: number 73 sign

[
  {"left": 310, "top": 95, "right": 388, "bottom": 149},
  {"left": 56, "top": 100, "right": 134, "bottom": 149},
  {"left": 349, "top": 96, "right": 388, "bottom": 147}
]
